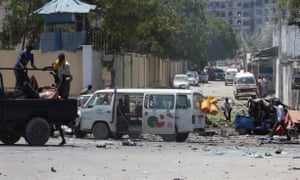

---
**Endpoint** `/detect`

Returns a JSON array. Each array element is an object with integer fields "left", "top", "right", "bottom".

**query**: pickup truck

[{"left": 0, "top": 72, "right": 77, "bottom": 146}]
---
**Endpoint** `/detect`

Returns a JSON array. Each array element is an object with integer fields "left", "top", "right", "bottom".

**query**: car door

[
  {"left": 175, "top": 93, "right": 192, "bottom": 132},
  {"left": 80, "top": 92, "right": 113, "bottom": 130},
  {"left": 142, "top": 93, "right": 175, "bottom": 134}
]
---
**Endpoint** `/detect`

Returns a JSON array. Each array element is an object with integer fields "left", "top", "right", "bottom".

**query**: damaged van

[{"left": 76, "top": 88, "right": 206, "bottom": 142}]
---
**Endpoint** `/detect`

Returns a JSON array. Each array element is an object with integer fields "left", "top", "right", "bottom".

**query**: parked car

[
  {"left": 186, "top": 71, "right": 199, "bottom": 85},
  {"left": 198, "top": 71, "right": 208, "bottom": 83},
  {"left": 213, "top": 68, "right": 225, "bottom": 81},
  {"left": 172, "top": 74, "right": 190, "bottom": 89},
  {"left": 225, "top": 68, "right": 238, "bottom": 86},
  {"left": 206, "top": 68, "right": 224, "bottom": 81}
]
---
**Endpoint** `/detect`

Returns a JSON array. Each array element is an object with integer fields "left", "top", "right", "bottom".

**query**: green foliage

[
  {"left": 0, "top": 0, "right": 47, "bottom": 49},
  {"left": 95, "top": 0, "right": 208, "bottom": 62},
  {"left": 287, "top": 0, "right": 300, "bottom": 26},
  {"left": 0, "top": 0, "right": 238, "bottom": 65},
  {"left": 206, "top": 15, "right": 239, "bottom": 61}
]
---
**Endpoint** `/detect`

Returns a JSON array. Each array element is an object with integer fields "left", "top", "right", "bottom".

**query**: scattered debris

[{"left": 51, "top": 167, "right": 56, "bottom": 173}]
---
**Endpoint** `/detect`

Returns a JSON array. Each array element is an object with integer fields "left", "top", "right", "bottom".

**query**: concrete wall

[
  {"left": 0, "top": 49, "right": 104, "bottom": 97},
  {"left": 0, "top": 49, "right": 186, "bottom": 98}
]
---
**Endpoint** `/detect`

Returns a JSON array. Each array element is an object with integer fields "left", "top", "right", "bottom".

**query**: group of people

[{"left": 13, "top": 45, "right": 72, "bottom": 99}]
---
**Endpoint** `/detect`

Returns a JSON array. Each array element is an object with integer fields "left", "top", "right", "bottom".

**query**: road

[{"left": 1, "top": 81, "right": 300, "bottom": 180}]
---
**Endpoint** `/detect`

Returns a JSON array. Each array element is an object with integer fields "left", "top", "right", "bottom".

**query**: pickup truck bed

[{"left": 0, "top": 72, "right": 77, "bottom": 146}]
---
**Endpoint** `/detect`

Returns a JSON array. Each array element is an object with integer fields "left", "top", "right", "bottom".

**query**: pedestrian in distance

[
  {"left": 261, "top": 76, "right": 267, "bottom": 97},
  {"left": 13, "top": 45, "right": 37, "bottom": 90},
  {"left": 257, "top": 76, "right": 263, "bottom": 98},
  {"left": 222, "top": 97, "right": 232, "bottom": 121}
]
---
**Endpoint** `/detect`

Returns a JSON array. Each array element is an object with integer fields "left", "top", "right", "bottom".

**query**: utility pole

[
  {"left": 275, "top": 19, "right": 282, "bottom": 99},
  {"left": 22, "top": 0, "right": 32, "bottom": 50}
]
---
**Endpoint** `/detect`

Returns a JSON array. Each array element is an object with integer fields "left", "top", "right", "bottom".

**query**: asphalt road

[{"left": 1, "top": 81, "right": 300, "bottom": 180}]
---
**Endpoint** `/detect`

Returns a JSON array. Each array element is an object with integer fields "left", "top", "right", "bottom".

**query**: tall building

[{"left": 205, "top": 0, "right": 278, "bottom": 32}]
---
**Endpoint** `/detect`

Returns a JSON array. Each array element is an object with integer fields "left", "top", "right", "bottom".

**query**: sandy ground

[{"left": 1, "top": 133, "right": 300, "bottom": 180}]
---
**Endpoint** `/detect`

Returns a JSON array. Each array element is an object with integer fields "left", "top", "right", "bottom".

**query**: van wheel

[
  {"left": 160, "top": 134, "right": 176, "bottom": 141},
  {"left": 25, "top": 117, "right": 50, "bottom": 146},
  {"left": 0, "top": 134, "right": 21, "bottom": 145},
  {"left": 92, "top": 122, "right": 110, "bottom": 139},
  {"left": 176, "top": 133, "right": 189, "bottom": 142}
]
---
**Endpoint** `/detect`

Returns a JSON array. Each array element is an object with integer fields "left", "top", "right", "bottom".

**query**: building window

[
  {"left": 237, "top": 3, "right": 242, "bottom": 7},
  {"left": 264, "top": 0, "right": 269, "bottom": 4},
  {"left": 243, "top": 2, "right": 250, "bottom": 8},
  {"left": 221, "top": 3, "right": 225, "bottom": 8},
  {"left": 237, "top": 20, "right": 241, "bottom": 25},
  {"left": 228, "top": 11, "right": 232, "bottom": 16},
  {"left": 256, "top": 9, "right": 263, "bottom": 15},
  {"left": 255, "top": 18, "right": 263, "bottom": 24},
  {"left": 228, "top": 2, "right": 232, "bottom": 7},
  {"left": 221, "top": 12, "right": 226, "bottom": 17},
  {"left": 243, "top": 11, "right": 250, "bottom": 17},
  {"left": 243, "top": 20, "right": 250, "bottom": 26},
  {"left": 237, "top": 11, "right": 241, "bottom": 17},
  {"left": 256, "top": 0, "right": 263, "bottom": 6}
]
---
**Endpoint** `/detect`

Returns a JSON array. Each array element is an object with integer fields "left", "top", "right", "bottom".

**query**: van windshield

[{"left": 237, "top": 77, "right": 255, "bottom": 84}]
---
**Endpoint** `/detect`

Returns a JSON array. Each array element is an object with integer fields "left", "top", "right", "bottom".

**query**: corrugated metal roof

[{"left": 34, "top": 0, "right": 96, "bottom": 14}]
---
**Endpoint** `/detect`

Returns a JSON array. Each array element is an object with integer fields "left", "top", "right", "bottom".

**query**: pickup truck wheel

[
  {"left": 0, "top": 134, "right": 21, "bottom": 145},
  {"left": 25, "top": 117, "right": 50, "bottom": 146},
  {"left": 92, "top": 122, "right": 110, "bottom": 139}
]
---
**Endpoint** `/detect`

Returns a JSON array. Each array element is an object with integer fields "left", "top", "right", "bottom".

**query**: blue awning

[{"left": 44, "top": 14, "right": 75, "bottom": 23}]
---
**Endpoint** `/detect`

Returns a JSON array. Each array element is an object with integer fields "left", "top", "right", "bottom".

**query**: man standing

[
  {"left": 14, "top": 45, "right": 37, "bottom": 90},
  {"left": 269, "top": 98, "right": 291, "bottom": 140},
  {"left": 222, "top": 97, "right": 232, "bottom": 121},
  {"left": 52, "top": 52, "right": 73, "bottom": 99}
]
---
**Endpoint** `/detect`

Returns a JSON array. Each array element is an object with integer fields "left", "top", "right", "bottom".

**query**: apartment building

[{"left": 205, "top": 0, "right": 278, "bottom": 32}]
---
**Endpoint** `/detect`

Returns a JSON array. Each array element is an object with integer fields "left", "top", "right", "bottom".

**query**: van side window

[
  {"left": 193, "top": 93, "right": 202, "bottom": 109},
  {"left": 145, "top": 94, "right": 174, "bottom": 109},
  {"left": 176, "top": 95, "right": 189, "bottom": 109}
]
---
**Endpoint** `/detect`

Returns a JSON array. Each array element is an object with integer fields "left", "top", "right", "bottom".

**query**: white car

[
  {"left": 186, "top": 71, "right": 199, "bottom": 85},
  {"left": 225, "top": 68, "right": 238, "bottom": 86},
  {"left": 173, "top": 74, "right": 190, "bottom": 89}
]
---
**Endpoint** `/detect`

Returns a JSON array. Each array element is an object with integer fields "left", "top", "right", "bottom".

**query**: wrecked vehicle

[
  {"left": 0, "top": 72, "right": 77, "bottom": 146},
  {"left": 234, "top": 97, "right": 276, "bottom": 135}
]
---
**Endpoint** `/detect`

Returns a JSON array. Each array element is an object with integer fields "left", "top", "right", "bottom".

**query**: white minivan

[
  {"left": 233, "top": 72, "right": 258, "bottom": 100},
  {"left": 77, "top": 88, "right": 206, "bottom": 142}
]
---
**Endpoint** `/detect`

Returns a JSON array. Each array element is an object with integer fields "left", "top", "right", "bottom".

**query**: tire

[
  {"left": 176, "top": 132, "right": 189, "bottom": 142},
  {"left": 0, "top": 134, "right": 21, "bottom": 145},
  {"left": 237, "top": 127, "right": 248, "bottom": 135},
  {"left": 92, "top": 122, "right": 110, "bottom": 139},
  {"left": 160, "top": 134, "right": 176, "bottom": 141},
  {"left": 25, "top": 117, "right": 50, "bottom": 146}
]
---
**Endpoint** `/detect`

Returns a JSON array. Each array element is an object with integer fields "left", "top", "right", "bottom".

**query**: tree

[
  {"left": 0, "top": 0, "right": 48, "bottom": 49},
  {"left": 206, "top": 15, "right": 239, "bottom": 62},
  {"left": 287, "top": 0, "right": 300, "bottom": 26},
  {"left": 91, "top": 0, "right": 208, "bottom": 63}
]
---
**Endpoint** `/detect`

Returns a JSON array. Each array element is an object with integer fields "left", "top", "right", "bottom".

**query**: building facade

[{"left": 205, "top": 0, "right": 278, "bottom": 32}]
